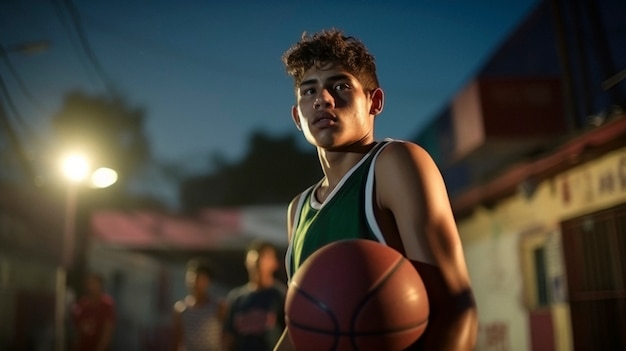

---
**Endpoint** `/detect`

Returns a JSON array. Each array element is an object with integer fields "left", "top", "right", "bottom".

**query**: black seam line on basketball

[
  {"left": 286, "top": 318, "right": 428, "bottom": 336},
  {"left": 350, "top": 256, "right": 406, "bottom": 350},
  {"left": 289, "top": 283, "right": 341, "bottom": 351}
]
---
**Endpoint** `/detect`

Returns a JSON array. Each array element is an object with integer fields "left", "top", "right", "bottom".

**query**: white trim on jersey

[
  {"left": 366, "top": 138, "right": 437, "bottom": 266},
  {"left": 286, "top": 145, "right": 381, "bottom": 279},
  {"left": 365, "top": 139, "right": 392, "bottom": 245},
  {"left": 309, "top": 145, "right": 376, "bottom": 210},
  {"left": 285, "top": 183, "right": 314, "bottom": 281},
  {"left": 284, "top": 138, "right": 439, "bottom": 280}
]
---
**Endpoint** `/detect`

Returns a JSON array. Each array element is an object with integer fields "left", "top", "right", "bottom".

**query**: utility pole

[{"left": 550, "top": 0, "right": 580, "bottom": 132}]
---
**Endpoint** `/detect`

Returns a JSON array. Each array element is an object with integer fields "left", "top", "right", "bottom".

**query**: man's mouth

[{"left": 313, "top": 113, "right": 337, "bottom": 127}]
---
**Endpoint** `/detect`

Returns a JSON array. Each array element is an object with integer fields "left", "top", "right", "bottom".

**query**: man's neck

[
  {"left": 86, "top": 292, "right": 102, "bottom": 301},
  {"left": 318, "top": 141, "right": 377, "bottom": 188},
  {"left": 192, "top": 292, "right": 209, "bottom": 305}
]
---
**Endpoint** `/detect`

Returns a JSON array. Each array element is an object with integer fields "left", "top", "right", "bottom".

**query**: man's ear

[
  {"left": 369, "top": 88, "right": 384, "bottom": 116},
  {"left": 291, "top": 105, "right": 302, "bottom": 131}
]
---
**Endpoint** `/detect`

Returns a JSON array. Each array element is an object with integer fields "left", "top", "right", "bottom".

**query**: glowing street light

[
  {"left": 61, "top": 153, "right": 90, "bottom": 182},
  {"left": 55, "top": 153, "right": 117, "bottom": 351},
  {"left": 90, "top": 167, "right": 118, "bottom": 189}
]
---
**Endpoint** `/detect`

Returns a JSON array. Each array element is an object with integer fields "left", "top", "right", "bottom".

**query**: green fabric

[{"left": 291, "top": 142, "right": 388, "bottom": 273}]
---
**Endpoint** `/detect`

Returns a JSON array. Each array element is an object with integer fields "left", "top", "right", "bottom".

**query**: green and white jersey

[{"left": 286, "top": 139, "right": 393, "bottom": 279}]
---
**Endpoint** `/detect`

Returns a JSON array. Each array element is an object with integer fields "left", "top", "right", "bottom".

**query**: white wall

[
  {"left": 458, "top": 147, "right": 626, "bottom": 351},
  {"left": 465, "top": 226, "right": 529, "bottom": 351}
]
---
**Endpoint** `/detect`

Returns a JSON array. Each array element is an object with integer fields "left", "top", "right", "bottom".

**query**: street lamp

[
  {"left": 60, "top": 153, "right": 90, "bottom": 183},
  {"left": 90, "top": 167, "right": 118, "bottom": 189},
  {"left": 55, "top": 153, "right": 117, "bottom": 351}
]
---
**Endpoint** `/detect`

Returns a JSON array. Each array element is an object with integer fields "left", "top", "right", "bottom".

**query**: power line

[
  {"left": 48, "top": 0, "right": 115, "bottom": 94},
  {"left": 0, "top": 41, "right": 50, "bottom": 139},
  {"left": 0, "top": 73, "right": 36, "bottom": 183},
  {"left": 84, "top": 15, "right": 216, "bottom": 70},
  {"left": 61, "top": 0, "right": 116, "bottom": 95},
  {"left": 80, "top": 12, "right": 274, "bottom": 83},
  {"left": 0, "top": 48, "right": 46, "bottom": 111},
  {"left": 0, "top": 71, "right": 38, "bottom": 142},
  {"left": 48, "top": 0, "right": 101, "bottom": 90}
]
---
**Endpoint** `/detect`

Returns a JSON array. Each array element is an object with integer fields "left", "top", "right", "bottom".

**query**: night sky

[{"left": 1, "top": 0, "right": 539, "bottom": 205}]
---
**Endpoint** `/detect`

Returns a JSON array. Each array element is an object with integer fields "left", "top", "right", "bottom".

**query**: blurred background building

[{"left": 414, "top": 0, "right": 626, "bottom": 350}]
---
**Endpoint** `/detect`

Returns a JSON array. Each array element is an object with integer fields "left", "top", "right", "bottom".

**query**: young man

[
  {"left": 275, "top": 29, "right": 478, "bottom": 351},
  {"left": 172, "top": 260, "right": 223, "bottom": 351},
  {"left": 71, "top": 272, "right": 115, "bottom": 351},
  {"left": 223, "top": 240, "right": 287, "bottom": 351}
]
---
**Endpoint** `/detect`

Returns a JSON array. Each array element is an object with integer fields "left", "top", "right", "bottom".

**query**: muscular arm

[{"left": 376, "top": 142, "right": 478, "bottom": 351}]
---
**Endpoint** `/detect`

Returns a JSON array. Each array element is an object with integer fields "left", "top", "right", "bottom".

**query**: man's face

[
  {"left": 291, "top": 63, "right": 383, "bottom": 150},
  {"left": 186, "top": 271, "right": 210, "bottom": 294},
  {"left": 247, "top": 247, "right": 278, "bottom": 276},
  {"left": 85, "top": 276, "right": 102, "bottom": 296}
]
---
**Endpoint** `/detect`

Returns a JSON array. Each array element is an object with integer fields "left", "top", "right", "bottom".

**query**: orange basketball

[{"left": 285, "top": 239, "right": 429, "bottom": 351}]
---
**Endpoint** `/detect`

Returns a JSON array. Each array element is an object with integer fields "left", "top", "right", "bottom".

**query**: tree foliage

[
  {"left": 50, "top": 91, "right": 151, "bottom": 187},
  {"left": 180, "top": 130, "right": 322, "bottom": 211}
]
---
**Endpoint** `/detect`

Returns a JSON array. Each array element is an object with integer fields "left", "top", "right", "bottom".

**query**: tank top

[{"left": 285, "top": 140, "right": 392, "bottom": 278}]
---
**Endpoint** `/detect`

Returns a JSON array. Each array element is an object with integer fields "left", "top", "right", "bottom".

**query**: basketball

[{"left": 285, "top": 239, "right": 429, "bottom": 351}]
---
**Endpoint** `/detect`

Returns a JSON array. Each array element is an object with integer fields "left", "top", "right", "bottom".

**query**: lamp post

[{"left": 55, "top": 153, "right": 117, "bottom": 351}]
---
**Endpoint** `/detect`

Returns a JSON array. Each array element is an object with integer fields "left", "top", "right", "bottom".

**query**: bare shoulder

[
  {"left": 377, "top": 140, "right": 435, "bottom": 166},
  {"left": 375, "top": 140, "right": 441, "bottom": 192},
  {"left": 375, "top": 141, "right": 452, "bottom": 231},
  {"left": 373, "top": 141, "right": 446, "bottom": 262}
]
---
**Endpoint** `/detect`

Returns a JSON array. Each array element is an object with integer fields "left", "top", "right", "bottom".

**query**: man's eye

[
  {"left": 302, "top": 88, "right": 315, "bottom": 96},
  {"left": 334, "top": 83, "right": 351, "bottom": 91}
]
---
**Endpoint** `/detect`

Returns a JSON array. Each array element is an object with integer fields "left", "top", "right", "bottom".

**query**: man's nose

[{"left": 314, "top": 89, "right": 334, "bottom": 109}]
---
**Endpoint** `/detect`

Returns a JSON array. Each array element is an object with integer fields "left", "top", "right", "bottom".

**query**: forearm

[
  {"left": 421, "top": 305, "right": 478, "bottom": 351},
  {"left": 410, "top": 261, "right": 478, "bottom": 350}
]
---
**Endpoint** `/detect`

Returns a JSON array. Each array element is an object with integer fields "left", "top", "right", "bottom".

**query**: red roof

[{"left": 91, "top": 208, "right": 242, "bottom": 249}]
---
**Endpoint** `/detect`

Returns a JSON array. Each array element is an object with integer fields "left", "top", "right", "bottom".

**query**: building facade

[{"left": 414, "top": 0, "right": 626, "bottom": 349}]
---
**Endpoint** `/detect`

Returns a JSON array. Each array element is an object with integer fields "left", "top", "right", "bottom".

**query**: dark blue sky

[{"left": 2, "top": 0, "right": 538, "bottom": 177}]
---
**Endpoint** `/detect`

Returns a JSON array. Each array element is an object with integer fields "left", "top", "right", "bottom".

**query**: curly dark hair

[{"left": 281, "top": 29, "right": 380, "bottom": 93}]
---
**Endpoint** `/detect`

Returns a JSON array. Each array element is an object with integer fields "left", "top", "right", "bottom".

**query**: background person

[
  {"left": 71, "top": 272, "right": 115, "bottom": 351},
  {"left": 172, "top": 259, "right": 224, "bottom": 351},
  {"left": 222, "top": 240, "right": 287, "bottom": 351}
]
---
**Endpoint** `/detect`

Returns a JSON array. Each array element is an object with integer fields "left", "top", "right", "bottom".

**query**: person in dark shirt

[{"left": 223, "top": 240, "right": 287, "bottom": 351}]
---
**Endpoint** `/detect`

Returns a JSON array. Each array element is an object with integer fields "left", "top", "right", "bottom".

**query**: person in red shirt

[{"left": 72, "top": 272, "right": 116, "bottom": 351}]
